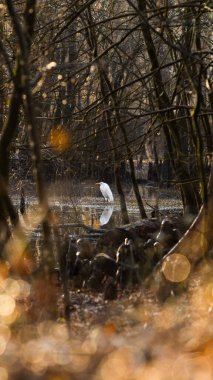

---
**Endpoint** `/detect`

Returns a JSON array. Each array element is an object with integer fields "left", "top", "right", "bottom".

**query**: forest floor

[
  {"left": 5, "top": 180, "right": 213, "bottom": 379},
  {"left": 51, "top": 257, "right": 213, "bottom": 380}
]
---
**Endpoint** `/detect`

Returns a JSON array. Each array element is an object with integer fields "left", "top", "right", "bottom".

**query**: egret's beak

[{"left": 95, "top": 182, "right": 101, "bottom": 185}]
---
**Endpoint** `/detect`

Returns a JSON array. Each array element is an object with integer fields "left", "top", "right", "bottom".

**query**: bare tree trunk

[{"left": 114, "top": 163, "right": 130, "bottom": 224}]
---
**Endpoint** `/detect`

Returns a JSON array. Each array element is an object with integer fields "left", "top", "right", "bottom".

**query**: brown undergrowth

[{"left": 1, "top": 253, "right": 213, "bottom": 380}]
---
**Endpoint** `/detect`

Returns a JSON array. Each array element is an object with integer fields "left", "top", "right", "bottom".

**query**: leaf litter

[{"left": 4, "top": 185, "right": 213, "bottom": 379}]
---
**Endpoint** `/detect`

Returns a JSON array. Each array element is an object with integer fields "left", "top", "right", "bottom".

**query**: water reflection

[{"left": 100, "top": 205, "right": 114, "bottom": 226}]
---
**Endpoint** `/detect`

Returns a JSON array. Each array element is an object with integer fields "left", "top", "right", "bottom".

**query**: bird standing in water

[{"left": 96, "top": 182, "right": 114, "bottom": 202}]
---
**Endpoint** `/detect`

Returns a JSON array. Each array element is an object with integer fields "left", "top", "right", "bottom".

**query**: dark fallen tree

[{"left": 146, "top": 161, "right": 213, "bottom": 301}]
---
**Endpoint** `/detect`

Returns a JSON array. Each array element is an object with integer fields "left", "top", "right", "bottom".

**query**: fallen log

[{"left": 56, "top": 223, "right": 106, "bottom": 234}]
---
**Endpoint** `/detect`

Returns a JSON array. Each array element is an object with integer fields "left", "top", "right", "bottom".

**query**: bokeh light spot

[
  {"left": 21, "top": 339, "right": 48, "bottom": 371},
  {"left": 162, "top": 253, "right": 191, "bottom": 283},
  {"left": 0, "top": 294, "right": 16, "bottom": 317},
  {"left": 1, "top": 278, "right": 20, "bottom": 298},
  {"left": 0, "top": 325, "right": 11, "bottom": 355},
  {"left": 0, "top": 367, "right": 8, "bottom": 380},
  {"left": 0, "top": 262, "right": 10, "bottom": 283},
  {"left": 99, "top": 348, "right": 132, "bottom": 380},
  {"left": 204, "top": 283, "right": 213, "bottom": 306},
  {"left": 2, "top": 308, "right": 20, "bottom": 325},
  {"left": 49, "top": 127, "right": 71, "bottom": 152},
  {"left": 46, "top": 61, "right": 57, "bottom": 70},
  {"left": 52, "top": 323, "right": 69, "bottom": 342},
  {"left": 173, "top": 353, "right": 212, "bottom": 380}
]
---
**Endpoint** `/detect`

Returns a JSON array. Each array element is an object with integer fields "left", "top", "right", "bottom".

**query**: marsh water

[{"left": 10, "top": 179, "right": 183, "bottom": 246}]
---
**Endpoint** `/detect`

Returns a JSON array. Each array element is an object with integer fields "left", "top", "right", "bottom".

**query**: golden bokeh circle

[
  {"left": 0, "top": 295, "right": 16, "bottom": 317},
  {"left": 49, "top": 127, "right": 71, "bottom": 152},
  {"left": 162, "top": 253, "right": 191, "bottom": 283},
  {"left": 0, "top": 367, "right": 8, "bottom": 380}
]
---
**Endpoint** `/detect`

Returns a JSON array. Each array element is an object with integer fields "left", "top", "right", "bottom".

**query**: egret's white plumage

[{"left": 96, "top": 182, "right": 114, "bottom": 202}]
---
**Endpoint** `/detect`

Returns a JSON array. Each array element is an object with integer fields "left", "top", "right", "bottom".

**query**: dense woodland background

[{"left": 0, "top": 0, "right": 212, "bottom": 379}]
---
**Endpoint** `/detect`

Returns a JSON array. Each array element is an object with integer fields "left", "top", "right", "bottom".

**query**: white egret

[{"left": 96, "top": 182, "right": 114, "bottom": 202}]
